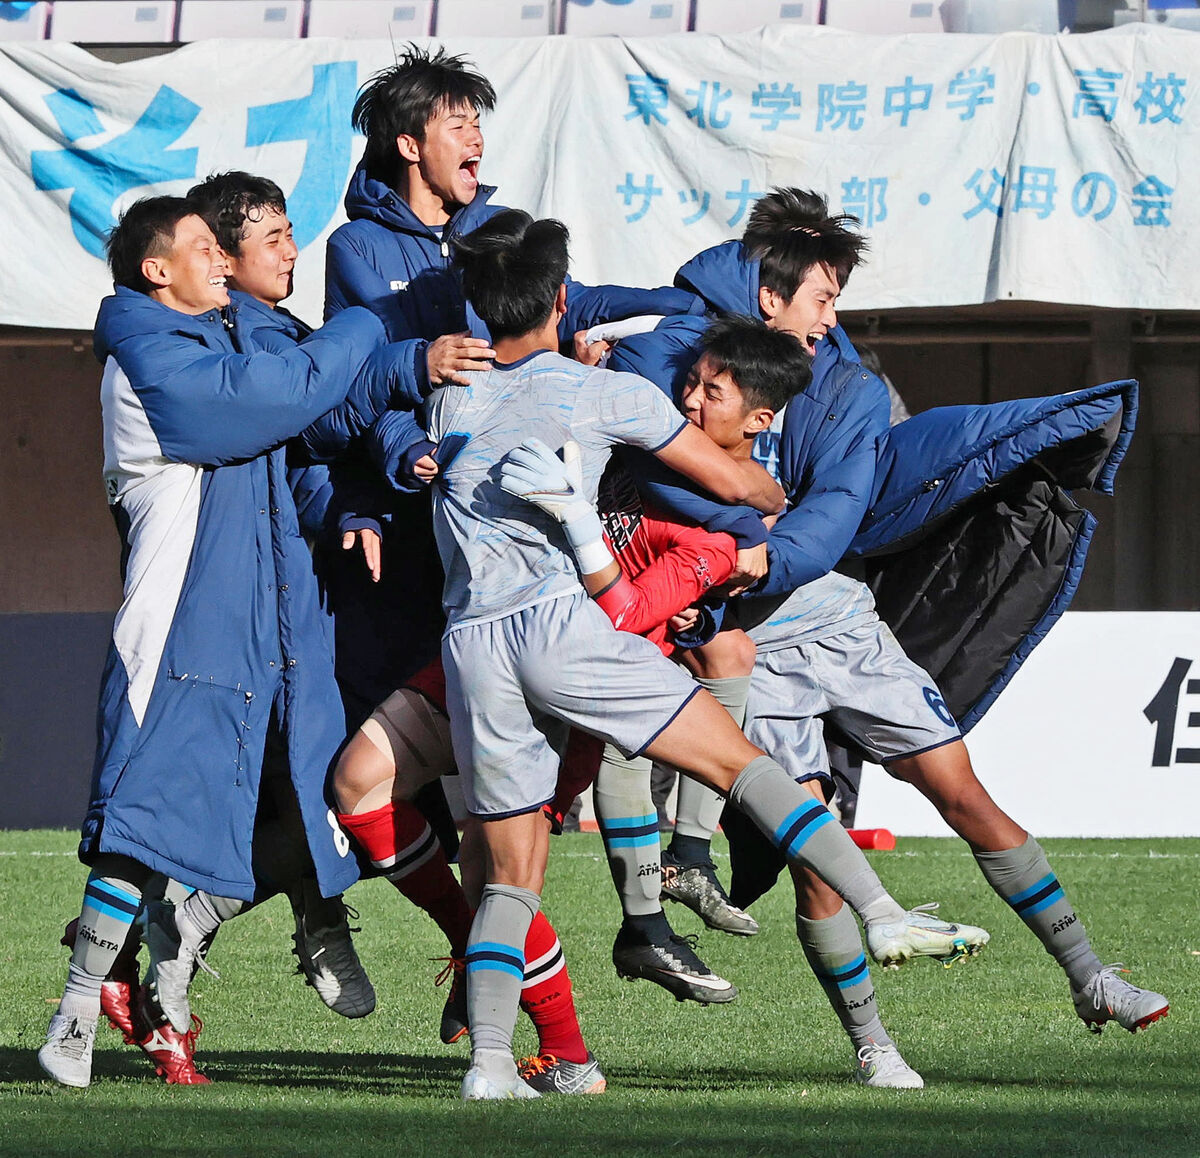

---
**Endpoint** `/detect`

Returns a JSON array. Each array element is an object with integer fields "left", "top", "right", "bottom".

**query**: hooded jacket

[
  {"left": 610, "top": 241, "right": 1137, "bottom": 731},
  {"left": 82, "top": 288, "right": 399, "bottom": 899}
]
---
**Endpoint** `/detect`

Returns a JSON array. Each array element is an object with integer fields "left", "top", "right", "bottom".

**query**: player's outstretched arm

[{"left": 655, "top": 424, "right": 785, "bottom": 515}]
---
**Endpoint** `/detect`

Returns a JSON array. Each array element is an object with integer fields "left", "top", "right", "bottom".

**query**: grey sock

[
  {"left": 797, "top": 905, "right": 891, "bottom": 1050},
  {"left": 727, "top": 756, "right": 903, "bottom": 924},
  {"left": 61, "top": 868, "right": 146, "bottom": 1018},
  {"left": 974, "top": 836, "right": 1102, "bottom": 989},
  {"left": 177, "top": 891, "right": 245, "bottom": 948},
  {"left": 674, "top": 676, "right": 750, "bottom": 840},
  {"left": 595, "top": 747, "right": 664, "bottom": 918},
  {"left": 466, "top": 883, "right": 541, "bottom": 1076}
]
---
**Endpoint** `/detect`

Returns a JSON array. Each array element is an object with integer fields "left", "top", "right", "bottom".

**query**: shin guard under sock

[
  {"left": 61, "top": 870, "right": 145, "bottom": 1019},
  {"left": 520, "top": 911, "right": 588, "bottom": 1063},
  {"left": 672, "top": 676, "right": 749, "bottom": 846},
  {"left": 594, "top": 747, "right": 663, "bottom": 918}
]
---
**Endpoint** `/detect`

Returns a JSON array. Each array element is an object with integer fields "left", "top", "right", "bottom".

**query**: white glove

[{"left": 500, "top": 438, "right": 614, "bottom": 574}]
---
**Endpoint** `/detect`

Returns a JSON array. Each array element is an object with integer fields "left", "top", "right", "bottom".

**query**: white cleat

[
  {"left": 461, "top": 1064, "right": 542, "bottom": 1101},
  {"left": 866, "top": 902, "right": 989, "bottom": 969},
  {"left": 853, "top": 1042, "right": 925, "bottom": 1089},
  {"left": 38, "top": 1012, "right": 97, "bottom": 1088},
  {"left": 1071, "top": 964, "right": 1169, "bottom": 1034}
]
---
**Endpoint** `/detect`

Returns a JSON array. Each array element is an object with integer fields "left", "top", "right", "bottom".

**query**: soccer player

[
  {"left": 427, "top": 209, "right": 984, "bottom": 1100},
  {"left": 38, "top": 196, "right": 432, "bottom": 1088},
  {"left": 615, "top": 192, "right": 1169, "bottom": 1052}
]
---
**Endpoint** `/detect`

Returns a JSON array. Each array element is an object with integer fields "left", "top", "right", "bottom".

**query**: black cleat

[{"left": 611, "top": 925, "right": 737, "bottom": 1004}]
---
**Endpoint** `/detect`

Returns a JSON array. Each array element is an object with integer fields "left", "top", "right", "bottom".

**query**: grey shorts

[
  {"left": 745, "top": 617, "right": 961, "bottom": 788},
  {"left": 443, "top": 591, "right": 700, "bottom": 818}
]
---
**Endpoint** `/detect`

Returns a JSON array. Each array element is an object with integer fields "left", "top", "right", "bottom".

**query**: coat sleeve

[
  {"left": 119, "top": 307, "right": 386, "bottom": 467},
  {"left": 366, "top": 407, "right": 435, "bottom": 494},
  {"left": 558, "top": 278, "right": 706, "bottom": 339},
  {"left": 757, "top": 374, "right": 890, "bottom": 596},
  {"left": 606, "top": 318, "right": 708, "bottom": 403},
  {"left": 298, "top": 337, "right": 430, "bottom": 462}
]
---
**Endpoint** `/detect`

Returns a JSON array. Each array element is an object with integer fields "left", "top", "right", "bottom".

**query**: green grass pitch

[{"left": 1, "top": 829, "right": 1196, "bottom": 1158}]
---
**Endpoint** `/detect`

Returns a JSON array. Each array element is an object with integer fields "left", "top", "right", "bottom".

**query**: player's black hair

[
  {"left": 186, "top": 171, "right": 287, "bottom": 257},
  {"left": 452, "top": 209, "right": 569, "bottom": 341},
  {"left": 105, "top": 195, "right": 197, "bottom": 294},
  {"left": 742, "top": 187, "right": 868, "bottom": 298},
  {"left": 352, "top": 44, "right": 496, "bottom": 185},
  {"left": 698, "top": 314, "right": 812, "bottom": 413}
]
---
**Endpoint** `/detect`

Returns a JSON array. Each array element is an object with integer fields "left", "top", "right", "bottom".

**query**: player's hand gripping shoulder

[
  {"left": 499, "top": 439, "right": 614, "bottom": 575},
  {"left": 425, "top": 331, "right": 495, "bottom": 386}
]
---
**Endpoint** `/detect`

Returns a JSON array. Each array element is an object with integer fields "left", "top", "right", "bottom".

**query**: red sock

[
  {"left": 339, "top": 802, "right": 474, "bottom": 956},
  {"left": 519, "top": 911, "right": 588, "bottom": 1064}
]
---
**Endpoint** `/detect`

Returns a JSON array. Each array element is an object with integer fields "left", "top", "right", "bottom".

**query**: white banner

[
  {"left": 0, "top": 24, "right": 1196, "bottom": 329},
  {"left": 856, "top": 612, "right": 1200, "bottom": 837}
]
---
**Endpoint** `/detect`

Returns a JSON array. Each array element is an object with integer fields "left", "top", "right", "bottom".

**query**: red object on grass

[{"left": 849, "top": 828, "right": 896, "bottom": 850}]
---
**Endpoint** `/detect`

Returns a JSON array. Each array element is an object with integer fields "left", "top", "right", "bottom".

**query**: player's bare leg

[{"left": 888, "top": 742, "right": 1168, "bottom": 1032}]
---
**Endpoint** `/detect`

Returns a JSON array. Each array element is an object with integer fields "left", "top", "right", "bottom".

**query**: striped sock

[
  {"left": 340, "top": 801, "right": 473, "bottom": 956},
  {"left": 520, "top": 912, "right": 587, "bottom": 1063},
  {"left": 60, "top": 871, "right": 144, "bottom": 1019},
  {"left": 594, "top": 747, "right": 664, "bottom": 918},
  {"left": 466, "top": 884, "right": 540, "bottom": 1079},
  {"left": 727, "top": 756, "right": 903, "bottom": 925},
  {"left": 974, "top": 836, "right": 1102, "bottom": 989},
  {"left": 797, "top": 905, "right": 891, "bottom": 1051}
]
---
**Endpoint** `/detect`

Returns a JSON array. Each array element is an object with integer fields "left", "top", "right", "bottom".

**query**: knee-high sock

[
  {"left": 176, "top": 890, "right": 245, "bottom": 950},
  {"left": 671, "top": 676, "right": 750, "bottom": 855},
  {"left": 797, "top": 905, "right": 892, "bottom": 1051},
  {"left": 339, "top": 801, "right": 474, "bottom": 957},
  {"left": 519, "top": 911, "right": 588, "bottom": 1063},
  {"left": 466, "top": 884, "right": 541, "bottom": 1079},
  {"left": 594, "top": 747, "right": 664, "bottom": 919},
  {"left": 974, "top": 835, "right": 1102, "bottom": 989},
  {"left": 61, "top": 868, "right": 145, "bottom": 1019},
  {"left": 726, "top": 756, "right": 904, "bottom": 925}
]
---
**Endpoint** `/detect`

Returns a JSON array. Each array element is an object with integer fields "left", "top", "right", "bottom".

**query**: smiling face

[
  {"left": 680, "top": 354, "right": 773, "bottom": 458},
  {"left": 143, "top": 214, "right": 230, "bottom": 314},
  {"left": 758, "top": 261, "right": 841, "bottom": 355},
  {"left": 225, "top": 206, "right": 298, "bottom": 307},
  {"left": 398, "top": 100, "right": 484, "bottom": 224}
]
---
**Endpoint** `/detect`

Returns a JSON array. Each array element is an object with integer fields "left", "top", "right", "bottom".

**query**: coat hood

[
  {"left": 674, "top": 240, "right": 759, "bottom": 316},
  {"left": 93, "top": 286, "right": 226, "bottom": 364},
  {"left": 343, "top": 164, "right": 498, "bottom": 239}
]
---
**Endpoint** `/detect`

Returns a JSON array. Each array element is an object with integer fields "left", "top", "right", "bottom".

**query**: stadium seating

[
  {"left": 50, "top": 1, "right": 178, "bottom": 43},
  {"left": 177, "top": 0, "right": 303, "bottom": 41},
  {"left": 823, "top": 0, "right": 944, "bottom": 32},
  {"left": 560, "top": 0, "right": 690, "bottom": 37},
  {"left": 692, "top": 0, "right": 819, "bottom": 34},
  {"left": 435, "top": 0, "right": 556, "bottom": 37},
  {"left": 940, "top": 0, "right": 1064, "bottom": 32},
  {"left": 306, "top": 0, "right": 433, "bottom": 39},
  {"left": 0, "top": 1, "right": 49, "bottom": 40}
]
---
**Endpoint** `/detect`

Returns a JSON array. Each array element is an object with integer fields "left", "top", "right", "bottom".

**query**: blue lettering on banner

[
  {"left": 1073, "top": 68, "right": 1122, "bottom": 121},
  {"left": 947, "top": 68, "right": 995, "bottom": 121},
  {"left": 625, "top": 74, "right": 670, "bottom": 125},
  {"left": 245, "top": 62, "right": 358, "bottom": 249},
  {"left": 883, "top": 76, "right": 933, "bottom": 127},
  {"left": 677, "top": 188, "right": 711, "bottom": 225},
  {"left": 31, "top": 86, "right": 199, "bottom": 258},
  {"left": 1012, "top": 165, "right": 1057, "bottom": 219},
  {"left": 616, "top": 172, "right": 663, "bottom": 221},
  {"left": 1131, "top": 176, "right": 1173, "bottom": 226},
  {"left": 686, "top": 80, "right": 732, "bottom": 130},
  {"left": 841, "top": 177, "right": 888, "bottom": 227},
  {"left": 1072, "top": 172, "right": 1118, "bottom": 221},
  {"left": 724, "top": 179, "right": 764, "bottom": 227},
  {"left": 751, "top": 82, "right": 802, "bottom": 131},
  {"left": 1134, "top": 72, "right": 1186, "bottom": 125},
  {"left": 816, "top": 82, "right": 867, "bottom": 132},
  {"left": 963, "top": 167, "right": 1006, "bottom": 218}
]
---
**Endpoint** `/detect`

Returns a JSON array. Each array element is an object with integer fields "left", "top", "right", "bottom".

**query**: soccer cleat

[
  {"left": 434, "top": 957, "right": 468, "bottom": 1044},
  {"left": 461, "top": 1064, "right": 542, "bottom": 1101},
  {"left": 1071, "top": 964, "right": 1169, "bottom": 1034},
  {"left": 853, "top": 1042, "right": 925, "bottom": 1089},
  {"left": 38, "top": 1012, "right": 97, "bottom": 1088},
  {"left": 519, "top": 1052, "right": 607, "bottom": 1095},
  {"left": 660, "top": 851, "right": 760, "bottom": 936},
  {"left": 612, "top": 925, "right": 737, "bottom": 1004},
  {"left": 142, "top": 900, "right": 212, "bottom": 1034},
  {"left": 132, "top": 987, "right": 210, "bottom": 1085},
  {"left": 866, "top": 903, "right": 989, "bottom": 969},
  {"left": 291, "top": 897, "right": 376, "bottom": 1019}
]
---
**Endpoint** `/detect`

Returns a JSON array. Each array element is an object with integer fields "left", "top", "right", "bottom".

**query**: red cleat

[{"left": 132, "top": 986, "right": 210, "bottom": 1085}]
